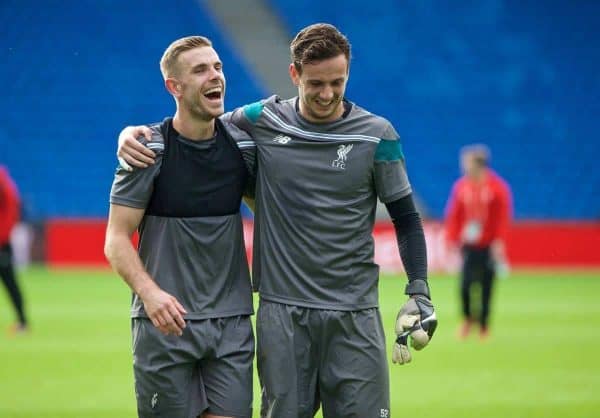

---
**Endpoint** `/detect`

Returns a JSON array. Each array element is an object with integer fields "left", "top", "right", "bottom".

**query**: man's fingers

[
  {"left": 167, "top": 304, "right": 186, "bottom": 331},
  {"left": 129, "top": 143, "right": 156, "bottom": 162},
  {"left": 143, "top": 291, "right": 186, "bottom": 336},
  {"left": 119, "top": 141, "right": 155, "bottom": 161},
  {"left": 158, "top": 302, "right": 184, "bottom": 336},
  {"left": 140, "top": 126, "right": 153, "bottom": 141},
  {"left": 162, "top": 307, "right": 181, "bottom": 330},
  {"left": 155, "top": 313, "right": 168, "bottom": 327},
  {"left": 149, "top": 316, "right": 169, "bottom": 335},
  {"left": 396, "top": 314, "right": 419, "bottom": 334},
  {"left": 156, "top": 312, "right": 182, "bottom": 336},
  {"left": 120, "top": 126, "right": 153, "bottom": 144},
  {"left": 174, "top": 300, "right": 187, "bottom": 315},
  {"left": 121, "top": 148, "right": 153, "bottom": 167},
  {"left": 168, "top": 323, "right": 183, "bottom": 336},
  {"left": 149, "top": 316, "right": 160, "bottom": 328},
  {"left": 118, "top": 157, "right": 133, "bottom": 172},
  {"left": 392, "top": 343, "right": 411, "bottom": 365},
  {"left": 126, "top": 137, "right": 156, "bottom": 158}
]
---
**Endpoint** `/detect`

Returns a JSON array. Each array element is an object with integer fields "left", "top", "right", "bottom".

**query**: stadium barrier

[{"left": 42, "top": 219, "right": 600, "bottom": 270}]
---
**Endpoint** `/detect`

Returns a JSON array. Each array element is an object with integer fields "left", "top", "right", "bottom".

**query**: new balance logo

[
  {"left": 273, "top": 134, "right": 292, "bottom": 144},
  {"left": 380, "top": 408, "right": 390, "bottom": 418},
  {"left": 151, "top": 393, "right": 158, "bottom": 409},
  {"left": 331, "top": 144, "right": 353, "bottom": 170}
]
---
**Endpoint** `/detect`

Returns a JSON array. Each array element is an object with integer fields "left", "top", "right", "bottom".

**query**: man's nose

[
  {"left": 209, "top": 67, "right": 221, "bottom": 80},
  {"left": 320, "top": 86, "right": 334, "bottom": 101}
]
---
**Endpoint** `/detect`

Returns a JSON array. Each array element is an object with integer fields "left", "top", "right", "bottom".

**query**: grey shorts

[
  {"left": 257, "top": 301, "right": 390, "bottom": 418},
  {"left": 132, "top": 315, "right": 254, "bottom": 418}
]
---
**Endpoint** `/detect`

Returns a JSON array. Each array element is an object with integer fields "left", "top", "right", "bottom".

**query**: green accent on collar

[
  {"left": 375, "top": 139, "right": 404, "bottom": 161},
  {"left": 243, "top": 101, "right": 264, "bottom": 124}
]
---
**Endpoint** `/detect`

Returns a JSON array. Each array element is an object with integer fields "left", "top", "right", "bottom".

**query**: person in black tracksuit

[{"left": 0, "top": 165, "right": 28, "bottom": 333}]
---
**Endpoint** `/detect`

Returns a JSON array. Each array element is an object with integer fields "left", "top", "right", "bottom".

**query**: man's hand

[
  {"left": 117, "top": 125, "right": 155, "bottom": 171},
  {"left": 392, "top": 295, "right": 437, "bottom": 365},
  {"left": 138, "top": 281, "right": 187, "bottom": 336},
  {"left": 491, "top": 239, "right": 510, "bottom": 279}
]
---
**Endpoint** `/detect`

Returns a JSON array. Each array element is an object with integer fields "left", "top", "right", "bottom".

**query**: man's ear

[
  {"left": 165, "top": 78, "right": 181, "bottom": 96},
  {"left": 289, "top": 63, "right": 300, "bottom": 87}
]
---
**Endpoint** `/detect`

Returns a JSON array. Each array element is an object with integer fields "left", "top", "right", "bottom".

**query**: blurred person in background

[
  {"left": 0, "top": 164, "right": 29, "bottom": 334},
  {"left": 444, "top": 144, "right": 512, "bottom": 340}
]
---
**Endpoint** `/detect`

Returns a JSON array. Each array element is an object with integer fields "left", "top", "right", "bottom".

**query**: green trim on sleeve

[
  {"left": 243, "top": 101, "right": 264, "bottom": 124},
  {"left": 375, "top": 139, "right": 404, "bottom": 161}
]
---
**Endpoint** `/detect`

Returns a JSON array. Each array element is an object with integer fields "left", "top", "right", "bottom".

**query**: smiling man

[
  {"left": 104, "top": 36, "right": 255, "bottom": 418},
  {"left": 117, "top": 24, "right": 437, "bottom": 418}
]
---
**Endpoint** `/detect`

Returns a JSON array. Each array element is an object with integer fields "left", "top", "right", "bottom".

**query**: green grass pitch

[{"left": 1, "top": 267, "right": 599, "bottom": 418}]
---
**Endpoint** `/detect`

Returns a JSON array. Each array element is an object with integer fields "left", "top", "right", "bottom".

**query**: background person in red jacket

[
  {"left": 0, "top": 165, "right": 28, "bottom": 334},
  {"left": 444, "top": 145, "right": 512, "bottom": 340}
]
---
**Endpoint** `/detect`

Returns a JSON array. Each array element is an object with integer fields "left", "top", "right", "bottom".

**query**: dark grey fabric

[
  {"left": 226, "top": 96, "right": 412, "bottom": 310},
  {"left": 133, "top": 316, "right": 254, "bottom": 418},
  {"left": 256, "top": 301, "right": 390, "bottom": 418},
  {"left": 385, "top": 195, "right": 430, "bottom": 297},
  {"left": 109, "top": 122, "right": 254, "bottom": 319},
  {"left": 461, "top": 246, "right": 495, "bottom": 327},
  {"left": 134, "top": 213, "right": 253, "bottom": 319}
]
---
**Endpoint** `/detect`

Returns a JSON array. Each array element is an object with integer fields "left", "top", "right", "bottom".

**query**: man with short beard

[
  {"left": 104, "top": 36, "right": 255, "bottom": 418},
  {"left": 118, "top": 24, "right": 437, "bottom": 418}
]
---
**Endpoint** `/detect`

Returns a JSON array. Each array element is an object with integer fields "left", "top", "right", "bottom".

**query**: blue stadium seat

[{"left": 2, "top": 1, "right": 598, "bottom": 220}]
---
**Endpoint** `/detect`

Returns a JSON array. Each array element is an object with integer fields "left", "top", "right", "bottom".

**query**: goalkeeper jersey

[
  {"left": 109, "top": 118, "right": 255, "bottom": 319},
  {"left": 227, "top": 95, "right": 412, "bottom": 310}
]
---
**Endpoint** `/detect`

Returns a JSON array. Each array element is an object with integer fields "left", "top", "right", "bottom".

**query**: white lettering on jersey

[{"left": 331, "top": 144, "right": 353, "bottom": 170}]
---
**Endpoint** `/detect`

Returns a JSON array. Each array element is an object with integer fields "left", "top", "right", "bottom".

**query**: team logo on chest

[{"left": 331, "top": 144, "right": 353, "bottom": 170}]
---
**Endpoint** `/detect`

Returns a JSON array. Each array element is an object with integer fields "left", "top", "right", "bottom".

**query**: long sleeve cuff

[{"left": 405, "top": 279, "right": 430, "bottom": 298}]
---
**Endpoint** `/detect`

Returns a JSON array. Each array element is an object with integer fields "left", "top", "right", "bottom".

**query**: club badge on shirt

[{"left": 331, "top": 144, "right": 353, "bottom": 170}]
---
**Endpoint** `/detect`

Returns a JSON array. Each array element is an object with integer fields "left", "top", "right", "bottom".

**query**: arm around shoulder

[{"left": 117, "top": 125, "right": 159, "bottom": 170}]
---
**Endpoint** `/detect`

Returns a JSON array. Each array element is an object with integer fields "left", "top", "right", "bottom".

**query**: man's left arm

[
  {"left": 385, "top": 195, "right": 429, "bottom": 297},
  {"left": 490, "top": 178, "right": 513, "bottom": 273},
  {"left": 373, "top": 128, "right": 437, "bottom": 365},
  {"left": 385, "top": 194, "right": 437, "bottom": 365}
]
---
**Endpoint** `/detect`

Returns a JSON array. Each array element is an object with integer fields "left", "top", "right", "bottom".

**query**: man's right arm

[
  {"left": 490, "top": 177, "right": 513, "bottom": 275},
  {"left": 0, "top": 167, "right": 20, "bottom": 245},
  {"left": 117, "top": 126, "right": 156, "bottom": 171},
  {"left": 117, "top": 101, "right": 267, "bottom": 169},
  {"left": 444, "top": 181, "right": 463, "bottom": 248},
  {"left": 104, "top": 204, "right": 187, "bottom": 336}
]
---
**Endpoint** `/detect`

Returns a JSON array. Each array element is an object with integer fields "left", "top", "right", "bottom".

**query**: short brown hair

[
  {"left": 461, "top": 144, "right": 491, "bottom": 167},
  {"left": 160, "top": 36, "right": 213, "bottom": 79},
  {"left": 290, "top": 23, "right": 351, "bottom": 73}
]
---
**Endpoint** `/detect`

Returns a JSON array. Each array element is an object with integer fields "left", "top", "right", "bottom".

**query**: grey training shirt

[
  {"left": 226, "top": 96, "right": 412, "bottom": 310},
  {"left": 110, "top": 118, "right": 255, "bottom": 319}
]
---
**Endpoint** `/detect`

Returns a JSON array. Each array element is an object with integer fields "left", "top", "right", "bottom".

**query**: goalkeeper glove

[{"left": 392, "top": 295, "right": 437, "bottom": 365}]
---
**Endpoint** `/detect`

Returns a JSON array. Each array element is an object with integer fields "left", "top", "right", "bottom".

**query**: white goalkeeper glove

[{"left": 392, "top": 295, "right": 437, "bottom": 365}]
